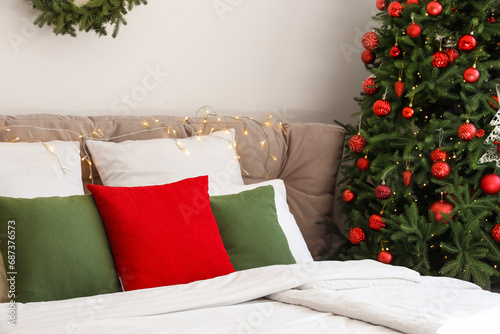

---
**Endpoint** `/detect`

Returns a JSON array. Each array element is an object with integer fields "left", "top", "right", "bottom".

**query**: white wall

[{"left": 0, "top": 0, "right": 376, "bottom": 124}]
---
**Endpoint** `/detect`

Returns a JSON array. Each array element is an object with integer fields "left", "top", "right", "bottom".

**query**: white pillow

[
  {"left": 86, "top": 129, "right": 244, "bottom": 193},
  {"left": 0, "top": 141, "right": 84, "bottom": 198},
  {"left": 212, "top": 179, "right": 314, "bottom": 264}
]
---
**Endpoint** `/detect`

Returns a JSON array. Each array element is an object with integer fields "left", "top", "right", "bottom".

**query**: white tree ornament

[{"left": 479, "top": 85, "right": 500, "bottom": 167}]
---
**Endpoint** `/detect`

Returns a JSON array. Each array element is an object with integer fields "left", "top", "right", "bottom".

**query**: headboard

[{"left": 0, "top": 114, "right": 345, "bottom": 258}]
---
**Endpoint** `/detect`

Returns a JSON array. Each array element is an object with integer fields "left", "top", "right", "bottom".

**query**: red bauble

[
  {"left": 480, "top": 173, "right": 500, "bottom": 195},
  {"left": 432, "top": 52, "right": 450, "bottom": 69},
  {"left": 373, "top": 99, "right": 392, "bottom": 117},
  {"left": 489, "top": 96, "right": 499, "bottom": 109},
  {"left": 492, "top": 224, "right": 500, "bottom": 242},
  {"left": 363, "top": 77, "right": 380, "bottom": 95},
  {"left": 457, "top": 122, "right": 477, "bottom": 141},
  {"left": 406, "top": 0, "right": 419, "bottom": 4},
  {"left": 402, "top": 106, "right": 415, "bottom": 119},
  {"left": 388, "top": 1, "right": 404, "bottom": 17},
  {"left": 378, "top": 250, "right": 393, "bottom": 264},
  {"left": 445, "top": 48, "right": 460, "bottom": 63},
  {"left": 430, "top": 148, "right": 448, "bottom": 162},
  {"left": 488, "top": 16, "right": 498, "bottom": 24},
  {"left": 361, "top": 49, "right": 376, "bottom": 64},
  {"left": 390, "top": 45, "right": 402, "bottom": 58},
  {"left": 362, "top": 31, "right": 380, "bottom": 50},
  {"left": 458, "top": 34, "right": 477, "bottom": 53},
  {"left": 349, "top": 227, "right": 366, "bottom": 245},
  {"left": 407, "top": 23, "right": 421, "bottom": 38},
  {"left": 463, "top": 67, "right": 480, "bottom": 83},
  {"left": 394, "top": 80, "right": 405, "bottom": 97},
  {"left": 369, "top": 214, "right": 386, "bottom": 230},
  {"left": 375, "top": 184, "right": 391, "bottom": 200},
  {"left": 342, "top": 189, "right": 357, "bottom": 203},
  {"left": 349, "top": 134, "right": 367, "bottom": 153},
  {"left": 427, "top": 1, "right": 443, "bottom": 17},
  {"left": 431, "top": 161, "right": 450, "bottom": 179},
  {"left": 356, "top": 157, "right": 370, "bottom": 171},
  {"left": 403, "top": 169, "right": 413, "bottom": 187},
  {"left": 376, "top": 0, "right": 387, "bottom": 11},
  {"left": 429, "top": 200, "right": 454, "bottom": 223}
]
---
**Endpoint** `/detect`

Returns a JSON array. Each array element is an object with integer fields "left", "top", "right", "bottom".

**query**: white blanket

[{"left": 1, "top": 260, "right": 499, "bottom": 333}]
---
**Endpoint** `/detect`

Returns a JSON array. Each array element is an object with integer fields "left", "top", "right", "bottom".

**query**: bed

[{"left": 0, "top": 113, "right": 499, "bottom": 334}]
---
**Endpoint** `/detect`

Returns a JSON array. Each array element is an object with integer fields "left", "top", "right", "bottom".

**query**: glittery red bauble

[
  {"left": 388, "top": 1, "right": 404, "bottom": 17},
  {"left": 430, "top": 148, "right": 448, "bottom": 162},
  {"left": 394, "top": 80, "right": 405, "bottom": 97},
  {"left": 375, "top": 184, "right": 391, "bottom": 200},
  {"left": 458, "top": 34, "right": 477, "bottom": 53},
  {"left": 369, "top": 214, "right": 386, "bottom": 230},
  {"left": 427, "top": 1, "right": 443, "bottom": 17},
  {"left": 492, "top": 224, "right": 500, "bottom": 242},
  {"left": 376, "top": 0, "right": 387, "bottom": 11},
  {"left": 373, "top": 99, "right": 392, "bottom": 117},
  {"left": 488, "top": 16, "right": 498, "bottom": 24},
  {"left": 432, "top": 52, "right": 449, "bottom": 69},
  {"left": 463, "top": 67, "right": 480, "bottom": 83},
  {"left": 362, "top": 31, "right": 380, "bottom": 50},
  {"left": 431, "top": 161, "right": 450, "bottom": 179},
  {"left": 403, "top": 170, "right": 413, "bottom": 187},
  {"left": 407, "top": 23, "right": 421, "bottom": 38},
  {"left": 349, "top": 134, "right": 367, "bottom": 153},
  {"left": 390, "top": 45, "right": 402, "bottom": 58},
  {"left": 361, "top": 49, "right": 376, "bottom": 64},
  {"left": 445, "top": 48, "right": 460, "bottom": 63},
  {"left": 429, "top": 200, "right": 454, "bottom": 223},
  {"left": 457, "top": 122, "right": 477, "bottom": 141},
  {"left": 480, "top": 174, "right": 500, "bottom": 195},
  {"left": 378, "top": 250, "right": 393, "bottom": 264},
  {"left": 349, "top": 227, "right": 366, "bottom": 245},
  {"left": 363, "top": 77, "right": 380, "bottom": 95},
  {"left": 489, "top": 96, "right": 499, "bottom": 109},
  {"left": 406, "top": 0, "right": 419, "bottom": 4},
  {"left": 357, "top": 157, "right": 370, "bottom": 171},
  {"left": 342, "top": 189, "right": 357, "bottom": 203},
  {"left": 402, "top": 106, "right": 415, "bottom": 119}
]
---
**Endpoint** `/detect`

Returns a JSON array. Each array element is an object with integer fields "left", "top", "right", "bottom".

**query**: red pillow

[{"left": 87, "top": 176, "right": 235, "bottom": 291}]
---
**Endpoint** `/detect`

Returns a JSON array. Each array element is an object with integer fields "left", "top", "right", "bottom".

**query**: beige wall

[{"left": 0, "top": 0, "right": 376, "bottom": 124}]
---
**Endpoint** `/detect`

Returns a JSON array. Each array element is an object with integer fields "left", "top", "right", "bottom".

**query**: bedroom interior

[{"left": 1, "top": 1, "right": 500, "bottom": 333}]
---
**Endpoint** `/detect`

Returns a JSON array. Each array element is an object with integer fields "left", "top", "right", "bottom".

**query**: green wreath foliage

[{"left": 30, "top": 0, "right": 148, "bottom": 37}]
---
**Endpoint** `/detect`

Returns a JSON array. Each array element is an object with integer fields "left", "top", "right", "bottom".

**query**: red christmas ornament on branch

[
  {"left": 394, "top": 80, "right": 405, "bottom": 97},
  {"left": 375, "top": 182, "right": 391, "bottom": 200},
  {"left": 349, "top": 134, "right": 367, "bottom": 153},
  {"left": 430, "top": 148, "right": 448, "bottom": 162},
  {"left": 390, "top": 45, "right": 402, "bottom": 58},
  {"left": 369, "top": 213, "right": 386, "bottom": 230},
  {"left": 445, "top": 48, "right": 460, "bottom": 63},
  {"left": 430, "top": 200, "right": 454, "bottom": 223},
  {"left": 362, "top": 31, "right": 380, "bottom": 50},
  {"left": 431, "top": 161, "right": 451, "bottom": 179},
  {"left": 363, "top": 77, "right": 380, "bottom": 95},
  {"left": 407, "top": 23, "right": 421, "bottom": 38},
  {"left": 388, "top": 1, "right": 404, "bottom": 17},
  {"left": 463, "top": 66, "right": 480, "bottom": 83},
  {"left": 480, "top": 173, "right": 500, "bottom": 195},
  {"left": 357, "top": 157, "right": 370, "bottom": 171},
  {"left": 489, "top": 96, "right": 499, "bottom": 110},
  {"left": 378, "top": 250, "right": 393, "bottom": 264},
  {"left": 373, "top": 99, "right": 392, "bottom": 117},
  {"left": 492, "top": 224, "right": 500, "bottom": 243},
  {"left": 349, "top": 227, "right": 366, "bottom": 245},
  {"left": 427, "top": 1, "right": 443, "bottom": 17},
  {"left": 402, "top": 107, "right": 415, "bottom": 119},
  {"left": 403, "top": 169, "right": 413, "bottom": 187},
  {"left": 406, "top": 0, "right": 419, "bottom": 4},
  {"left": 432, "top": 51, "right": 449, "bottom": 69},
  {"left": 457, "top": 121, "right": 477, "bottom": 141},
  {"left": 343, "top": 189, "right": 357, "bottom": 203},
  {"left": 376, "top": 0, "right": 387, "bottom": 11},
  {"left": 361, "top": 50, "right": 376, "bottom": 64},
  {"left": 458, "top": 34, "right": 477, "bottom": 53}
]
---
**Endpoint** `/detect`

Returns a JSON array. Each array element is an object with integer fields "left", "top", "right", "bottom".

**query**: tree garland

[{"left": 30, "top": 0, "right": 148, "bottom": 38}]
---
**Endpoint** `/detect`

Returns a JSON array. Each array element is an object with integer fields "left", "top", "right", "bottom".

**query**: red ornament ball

[
  {"left": 457, "top": 122, "right": 477, "bottom": 141},
  {"left": 390, "top": 45, "right": 402, "bottom": 58},
  {"left": 369, "top": 214, "right": 386, "bottom": 230},
  {"left": 357, "top": 157, "right": 370, "bottom": 171},
  {"left": 489, "top": 96, "right": 499, "bottom": 109},
  {"left": 349, "top": 227, "right": 366, "bottom": 245},
  {"left": 376, "top": 0, "right": 387, "bottom": 11},
  {"left": 488, "top": 16, "right": 498, "bottom": 24},
  {"left": 342, "top": 189, "right": 357, "bottom": 203},
  {"left": 458, "top": 34, "right": 477, "bottom": 53},
  {"left": 430, "top": 148, "right": 448, "bottom": 162},
  {"left": 402, "top": 106, "right": 415, "bottom": 119},
  {"left": 361, "top": 49, "right": 376, "bottom": 64},
  {"left": 388, "top": 1, "right": 404, "bottom": 17},
  {"left": 403, "top": 169, "right": 413, "bottom": 187},
  {"left": 375, "top": 184, "right": 391, "bottom": 200},
  {"left": 363, "top": 77, "right": 380, "bottom": 95},
  {"left": 406, "top": 0, "right": 419, "bottom": 4},
  {"left": 362, "top": 31, "right": 380, "bottom": 50},
  {"left": 445, "top": 48, "right": 460, "bottom": 63},
  {"left": 373, "top": 99, "right": 392, "bottom": 117},
  {"left": 431, "top": 161, "right": 450, "bottom": 179},
  {"left": 378, "top": 250, "right": 393, "bottom": 264},
  {"left": 432, "top": 52, "right": 450, "bottom": 69},
  {"left": 407, "top": 23, "right": 421, "bottom": 38},
  {"left": 480, "top": 173, "right": 500, "bottom": 195},
  {"left": 427, "top": 1, "right": 443, "bottom": 17},
  {"left": 349, "top": 134, "right": 367, "bottom": 153},
  {"left": 463, "top": 67, "right": 480, "bottom": 83},
  {"left": 394, "top": 80, "right": 405, "bottom": 97},
  {"left": 430, "top": 200, "right": 454, "bottom": 223},
  {"left": 492, "top": 224, "right": 500, "bottom": 242}
]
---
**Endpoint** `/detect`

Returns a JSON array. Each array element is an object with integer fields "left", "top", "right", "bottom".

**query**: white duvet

[{"left": 2, "top": 260, "right": 499, "bottom": 333}]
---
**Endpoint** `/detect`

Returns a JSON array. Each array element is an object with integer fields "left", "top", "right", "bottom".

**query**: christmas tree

[{"left": 333, "top": 0, "right": 500, "bottom": 290}]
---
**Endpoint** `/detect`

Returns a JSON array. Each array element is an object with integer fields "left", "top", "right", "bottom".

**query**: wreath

[{"left": 30, "top": 0, "right": 148, "bottom": 37}]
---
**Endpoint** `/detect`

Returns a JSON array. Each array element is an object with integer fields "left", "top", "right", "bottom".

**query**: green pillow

[
  {"left": 210, "top": 186, "right": 296, "bottom": 270},
  {"left": 0, "top": 195, "right": 121, "bottom": 303}
]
